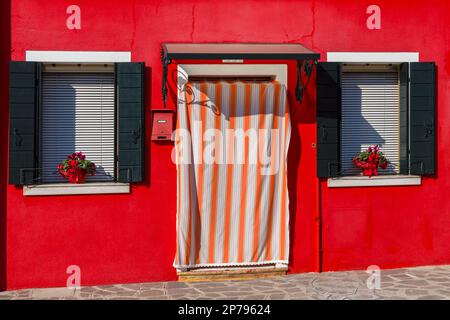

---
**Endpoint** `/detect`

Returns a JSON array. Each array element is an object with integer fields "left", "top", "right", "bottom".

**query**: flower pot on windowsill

[
  {"left": 57, "top": 152, "right": 96, "bottom": 184},
  {"left": 352, "top": 145, "right": 389, "bottom": 178},
  {"left": 68, "top": 168, "right": 87, "bottom": 184}
]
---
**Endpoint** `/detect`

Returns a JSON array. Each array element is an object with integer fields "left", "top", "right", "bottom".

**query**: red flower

[{"left": 353, "top": 145, "right": 389, "bottom": 177}]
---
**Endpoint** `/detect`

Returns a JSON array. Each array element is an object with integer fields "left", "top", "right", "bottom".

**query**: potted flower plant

[
  {"left": 57, "top": 152, "right": 96, "bottom": 183},
  {"left": 352, "top": 145, "right": 388, "bottom": 177}
]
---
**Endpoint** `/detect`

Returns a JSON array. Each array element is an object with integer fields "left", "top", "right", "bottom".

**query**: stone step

[{"left": 178, "top": 266, "right": 288, "bottom": 282}]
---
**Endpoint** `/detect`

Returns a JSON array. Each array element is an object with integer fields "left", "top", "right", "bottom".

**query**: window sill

[
  {"left": 327, "top": 175, "right": 421, "bottom": 188},
  {"left": 23, "top": 182, "right": 130, "bottom": 196}
]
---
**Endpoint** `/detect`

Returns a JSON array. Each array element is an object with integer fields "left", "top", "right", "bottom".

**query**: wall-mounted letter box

[{"left": 151, "top": 109, "right": 174, "bottom": 141}]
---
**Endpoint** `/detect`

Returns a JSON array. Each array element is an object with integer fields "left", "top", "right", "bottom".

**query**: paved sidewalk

[{"left": 1, "top": 265, "right": 450, "bottom": 300}]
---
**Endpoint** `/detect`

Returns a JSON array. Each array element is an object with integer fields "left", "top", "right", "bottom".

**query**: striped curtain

[{"left": 174, "top": 81, "right": 291, "bottom": 269}]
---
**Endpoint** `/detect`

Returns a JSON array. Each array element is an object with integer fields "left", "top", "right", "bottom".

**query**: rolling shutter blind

[
  {"left": 341, "top": 71, "right": 400, "bottom": 175},
  {"left": 41, "top": 72, "right": 115, "bottom": 182},
  {"left": 316, "top": 62, "right": 341, "bottom": 178}
]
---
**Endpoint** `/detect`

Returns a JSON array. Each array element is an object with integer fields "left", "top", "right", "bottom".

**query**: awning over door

[
  {"left": 162, "top": 43, "right": 320, "bottom": 60},
  {"left": 161, "top": 43, "right": 320, "bottom": 106}
]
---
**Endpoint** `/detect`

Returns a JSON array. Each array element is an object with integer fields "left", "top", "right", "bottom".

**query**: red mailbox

[{"left": 151, "top": 109, "right": 174, "bottom": 141}]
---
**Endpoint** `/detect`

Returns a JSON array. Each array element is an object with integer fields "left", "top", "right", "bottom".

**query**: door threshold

[{"left": 177, "top": 265, "right": 288, "bottom": 282}]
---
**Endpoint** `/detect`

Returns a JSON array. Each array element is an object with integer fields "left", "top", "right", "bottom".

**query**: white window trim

[
  {"left": 24, "top": 182, "right": 130, "bottom": 196},
  {"left": 327, "top": 52, "right": 419, "bottom": 63},
  {"left": 26, "top": 50, "right": 131, "bottom": 63},
  {"left": 326, "top": 52, "right": 421, "bottom": 188},
  {"left": 24, "top": 50, "right": 132, "bottom": 196},
  {"left": 178, "top": 64, "right": 288, "bottom": 87},
  {"left": 327, "top": 175, "right": 421, "bottom": 188}
]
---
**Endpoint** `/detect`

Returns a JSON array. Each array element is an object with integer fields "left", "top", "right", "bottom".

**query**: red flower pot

[{"left": 68, "top": 168, "right": 87, "bottom": 184}]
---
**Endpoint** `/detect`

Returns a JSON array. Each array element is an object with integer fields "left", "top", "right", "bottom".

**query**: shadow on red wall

[{"left": 0, "top": 0, "right": 11, "bottom": 291}]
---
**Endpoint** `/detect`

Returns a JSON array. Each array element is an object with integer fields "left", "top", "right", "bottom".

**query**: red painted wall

[{"left": 5, "top": 0, "right": 450, "bottom": 290}]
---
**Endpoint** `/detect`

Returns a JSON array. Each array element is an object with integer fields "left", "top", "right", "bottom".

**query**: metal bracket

[
  {"left": 296, "top": 59, "right": 317, "bottom": 103},
  {"left": 327, "top": 161, "right": 340, "bottom": 178},
  {"left": 161, "top": 48, "right": 172, "bottom": 108},
  {"left": 19, "top": 168, "right": 41, "bottom": 185}
]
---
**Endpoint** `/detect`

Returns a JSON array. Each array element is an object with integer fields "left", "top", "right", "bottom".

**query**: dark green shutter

[
  {"left": 9, "top": 61, "right": 40, "bottom": 185},
  {"left": 399, "top": 63, "right": 409, "bottom": 174},
  {"left": 409, "top": 62, "right": 436, "bottom": 175},
  {"left": 316, "top": 62, "right": 341, "bottom": 177},
  {"left": 116, "top": 62, "right": 146, "bottom": 182}
]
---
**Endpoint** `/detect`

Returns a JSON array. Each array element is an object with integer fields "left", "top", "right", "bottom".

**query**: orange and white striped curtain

[{"left": 173, "top": 81, "right": 291, "bottom": 269}]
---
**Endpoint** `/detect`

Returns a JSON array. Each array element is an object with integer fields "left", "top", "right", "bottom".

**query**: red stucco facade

[{"left": 1, "top": 0, "right": 449, "bottom": 290}]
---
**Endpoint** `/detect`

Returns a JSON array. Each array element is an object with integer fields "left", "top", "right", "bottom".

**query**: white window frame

[
  {"left": 326, "top": 52, "right": 421, "bottom": 188},
  {"left": 23, "top": 51, "right": 132, "bottom": 196}
]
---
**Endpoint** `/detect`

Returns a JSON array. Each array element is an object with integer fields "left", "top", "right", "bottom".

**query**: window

[
  {"left": 316, "top": 61, "right": 436, "bottom": 181},
  {"left": 340, "top": 65, "right": 400, "bottom": 175},
  {"left": 9, "top": 60, "right": 146, "bottom": 188},
  {"left": 40, "top": 66, "right": 115, "bottom": 182}
]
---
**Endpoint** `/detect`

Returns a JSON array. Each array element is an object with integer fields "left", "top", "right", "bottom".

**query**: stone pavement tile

[
  {"left": 196, "top": 293, "right": 224, "bottom": 299},
  {"left": 382, "top": 268, "right": 412, "bottom": 275},
  {"left": 89, "top": 289, "right": 118, "bottom": 296},
  {"left": 166, "top": 281, "right": 190, "bottom": 289},
  {"left": 200, "top": 286, "right": 242, "bottom": 293},
  {"left": 404, "top": 289, "right": 429, "bottom": 296},
  {"left": 311, "top": 282, "right": 358, "bottom": 295},
  {"left": 397, "top": 279, "right": 429, "bottom": 286},
  {"left": 289, "top": 295, "right": 315, "bottom": 300},
  {"left": 249, "top": 286, "right": 283, "bottom": 293},
  {"left": 17, "top": 291, "right": 33, "bottom": 298},
  {"left": 140, "top": 282, "right": 165, "bottom": 290},
  {"left": 76, "top": 292, "right": 93, "bottom": 299},
  {"left": 192, "top": 282, "right": 230, "bottom": 288},
  {"left": 277, "top": 283, "right": 299, "bottom": 288},
  {"left": 388, "top": 274, "right": 415, "bottom": 281},
  {"left": 242, "top": 294, "right": 266, "bottom": 300},
  {"left": 416, "top": 295, "right": 446, "bottom": 300},
  {"left": 138, "top": 289, "right": 165, "bottom": 297},
  {"left": 32, "top": 288, "right": 75, "bottom": 299},
  {"left": 139, "top": 295, "right": 169, "bottom": 300},
  {"left": 110, "top": 291, "right": 139, "bottom": 297},
  {"left": 222, "top": 291, "right": 253, "bottom": 297},
  {"left": 427, "top": 277, "right": 450, "bottom": 283},
  {"left": 93, "top": 288, "right": 137, "bottom": 296},
  {"left": 265, "top": 293, "right": 288, "bottom": 300},
  {"left": 79, "top": 286, "right": 98, "bottom": 293},
  {"left": 351, "top": 295, "right": 381, "bottom": 300},
  {"left": 167, "top": 287, "right": 202, "bottom": 295},
  {"left": 383, "top": 296, "right": 410, "bottom": 300},
  {"left": 120, "top": 283, "right": 142, "bottom": 290},
  {"left": 436, "top": 289, "right": 450, "bottom": 295}
]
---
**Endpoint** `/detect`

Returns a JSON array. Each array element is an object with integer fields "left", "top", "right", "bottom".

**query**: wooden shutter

[
  {"left": 9, "top": 61, "right": 40, "bottom": 185},
  {"left": 116, "top": 62, "right": 146, "bottom": 183},
  {"left": 317, "top": 62, "right": 341, "bottom": 178},
  {"left": 40, "top": 72, "right": 115, "bottom": 182},
  {"left": 340, "top": 71, "right": 400, "bottom": 175},
  {"left": 409, "top": 62, "right": 436, "bottom": 175}
]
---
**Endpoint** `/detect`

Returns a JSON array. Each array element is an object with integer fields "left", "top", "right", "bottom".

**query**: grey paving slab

[{"left": 1, "top": 264, "right": 450, "bottom": 300}]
